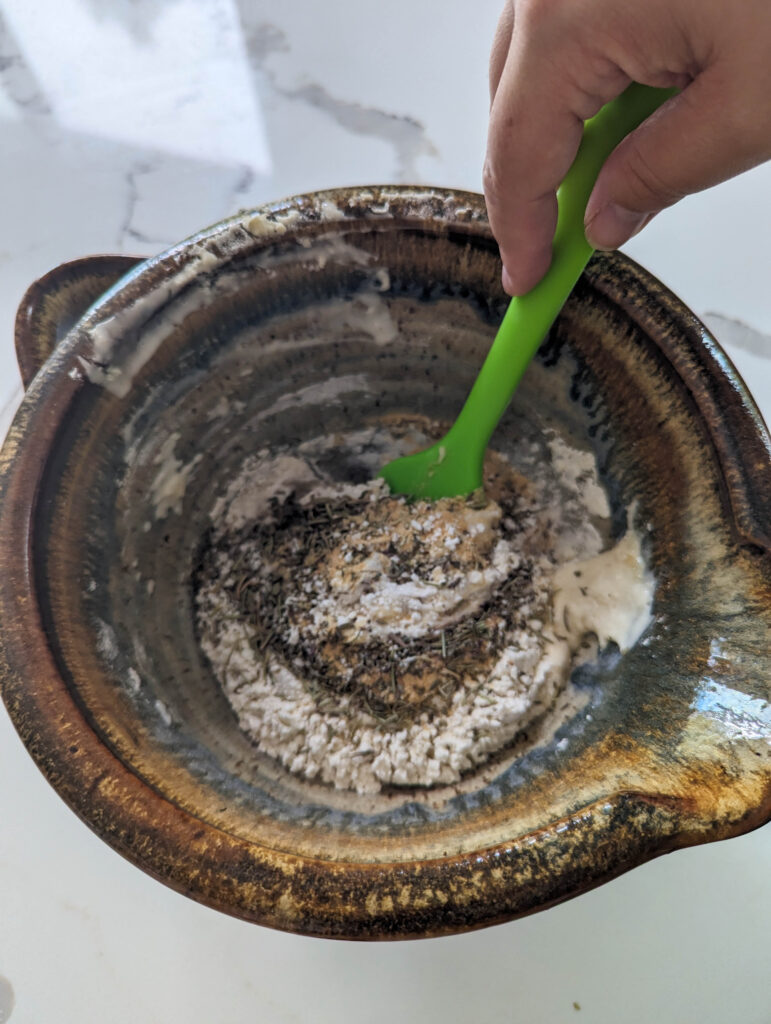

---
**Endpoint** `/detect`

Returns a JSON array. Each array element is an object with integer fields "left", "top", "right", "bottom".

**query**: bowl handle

[{"left": 14, "top": 255, "right": 144, "bottom": 390}]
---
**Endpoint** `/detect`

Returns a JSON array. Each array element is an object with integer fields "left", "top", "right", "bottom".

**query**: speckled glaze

[{"left": 1, "top": 187, "right": 770, "bottom": 939}]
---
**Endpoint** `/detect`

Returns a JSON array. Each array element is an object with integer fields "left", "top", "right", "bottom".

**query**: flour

[
  {"left": 546, "top": 431, "right": 610, "bottom": 519},
  {"left": 79, "top": 245, "right": 220, "bottom": 398},
  {"left": 195, "top": 419, "right": 655, "bottom": 795},
  {"left": 300, "top": 486, "right": 519, "bottom": 639},
  {"left": 149, "top": 431, "right": 203, "bottom": 520},
  {"left": 552, "top": 526, "right": 653, "bottom": 652}
]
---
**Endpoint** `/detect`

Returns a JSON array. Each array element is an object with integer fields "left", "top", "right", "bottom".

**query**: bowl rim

[{"left": 1, "top": 185, "right": 770, "bottom": 939}]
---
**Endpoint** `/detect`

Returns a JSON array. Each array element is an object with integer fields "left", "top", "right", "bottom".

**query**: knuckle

[
  {"left": 482, "top": 158, "right": 506, "bottom": 209},
  {"left": 517, "top": 0, "right": 570, "bottom": 34},
  {"left": 622, "top": 143, "right": 685, "bottom": 209}
]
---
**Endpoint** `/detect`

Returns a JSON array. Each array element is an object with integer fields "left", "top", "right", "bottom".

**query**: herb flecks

[{"left": 194, "top": 476, "right": 537, "bottom": 730}]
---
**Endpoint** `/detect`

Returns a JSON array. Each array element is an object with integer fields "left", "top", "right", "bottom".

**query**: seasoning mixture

[{"left": 194, "top": 418, "right": 654, "bottom": 794}]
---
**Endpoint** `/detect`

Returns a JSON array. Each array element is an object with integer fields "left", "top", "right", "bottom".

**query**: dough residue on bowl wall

[{"left": 194, "top": 419, "right": 654, "bottom": 795}]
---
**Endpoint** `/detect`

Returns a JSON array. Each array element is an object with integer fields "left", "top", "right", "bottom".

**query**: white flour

[{"left": 195, "top": 424, "right": 654, "bottom": 795}]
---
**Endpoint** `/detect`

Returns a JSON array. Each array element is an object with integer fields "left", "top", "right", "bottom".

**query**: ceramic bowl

[{"left": 1, "top": 187, "right": 770, "bottom": 939}]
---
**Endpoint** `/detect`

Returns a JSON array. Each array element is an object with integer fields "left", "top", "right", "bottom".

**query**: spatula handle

[{"left": 449, "top": 83, "right": 676, "bottom": 460}]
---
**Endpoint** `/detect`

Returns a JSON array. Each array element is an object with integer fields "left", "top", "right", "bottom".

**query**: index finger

[{"left": 483, "top": 19, "right": 624, "bottom": 293}]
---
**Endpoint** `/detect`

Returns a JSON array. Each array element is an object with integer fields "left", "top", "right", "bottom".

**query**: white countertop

[{"left": 0, "top": 2, "right": 769, "bottom": 1021}]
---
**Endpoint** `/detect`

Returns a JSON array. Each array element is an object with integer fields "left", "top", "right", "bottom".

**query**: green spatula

[{"left": 380, "top": 83, "right": 675, "bottom": 500}]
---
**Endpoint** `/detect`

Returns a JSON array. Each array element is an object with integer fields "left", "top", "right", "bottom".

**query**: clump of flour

[{"left": 194, "top": 420, "right": 654, "bottom": 795}]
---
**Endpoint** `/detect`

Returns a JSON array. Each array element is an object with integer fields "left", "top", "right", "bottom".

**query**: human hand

[{"left": 484, "top": 0, "right": 771, "bottom": 295}]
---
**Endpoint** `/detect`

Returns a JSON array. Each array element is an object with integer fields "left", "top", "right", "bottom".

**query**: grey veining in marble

[
  {"left": 244, "top": 19, "right": 438, "bottom": 181},
  {"left": 0, "top": 8, "right": 50, "bottom": 115},
  {"left": 703, "top": 313, "right": 771, "bottom": 360}
]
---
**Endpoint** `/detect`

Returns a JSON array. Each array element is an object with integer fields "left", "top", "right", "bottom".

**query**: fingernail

[
  {"left": 585, "top": 203, "right": 649, "bottom": 251},
  {"left": 501, "top": 265, "right": 515, "bottom": 295}
]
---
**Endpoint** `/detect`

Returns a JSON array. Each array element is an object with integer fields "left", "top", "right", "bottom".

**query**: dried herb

[{"left": 193, "top": 475, "right": 537, "bottom": 730}]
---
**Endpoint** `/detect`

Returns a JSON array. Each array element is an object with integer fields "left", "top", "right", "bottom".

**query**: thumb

[{"left": 585, "top": 72, "right": 767, "bottom": 249}]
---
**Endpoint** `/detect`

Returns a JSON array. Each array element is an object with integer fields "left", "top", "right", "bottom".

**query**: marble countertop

[{"left": 0, "top": 2, "right": 769, "bottom": 1022}]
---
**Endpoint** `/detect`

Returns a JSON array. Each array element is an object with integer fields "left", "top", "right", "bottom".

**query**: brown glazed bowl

[{"left": 1, "top": 187, "right": 770, "bottom": 939}]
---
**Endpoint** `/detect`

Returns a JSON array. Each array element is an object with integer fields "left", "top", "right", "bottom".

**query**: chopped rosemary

[{"left": 193, "top": 460, "right": 537, "bottom": 730}]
